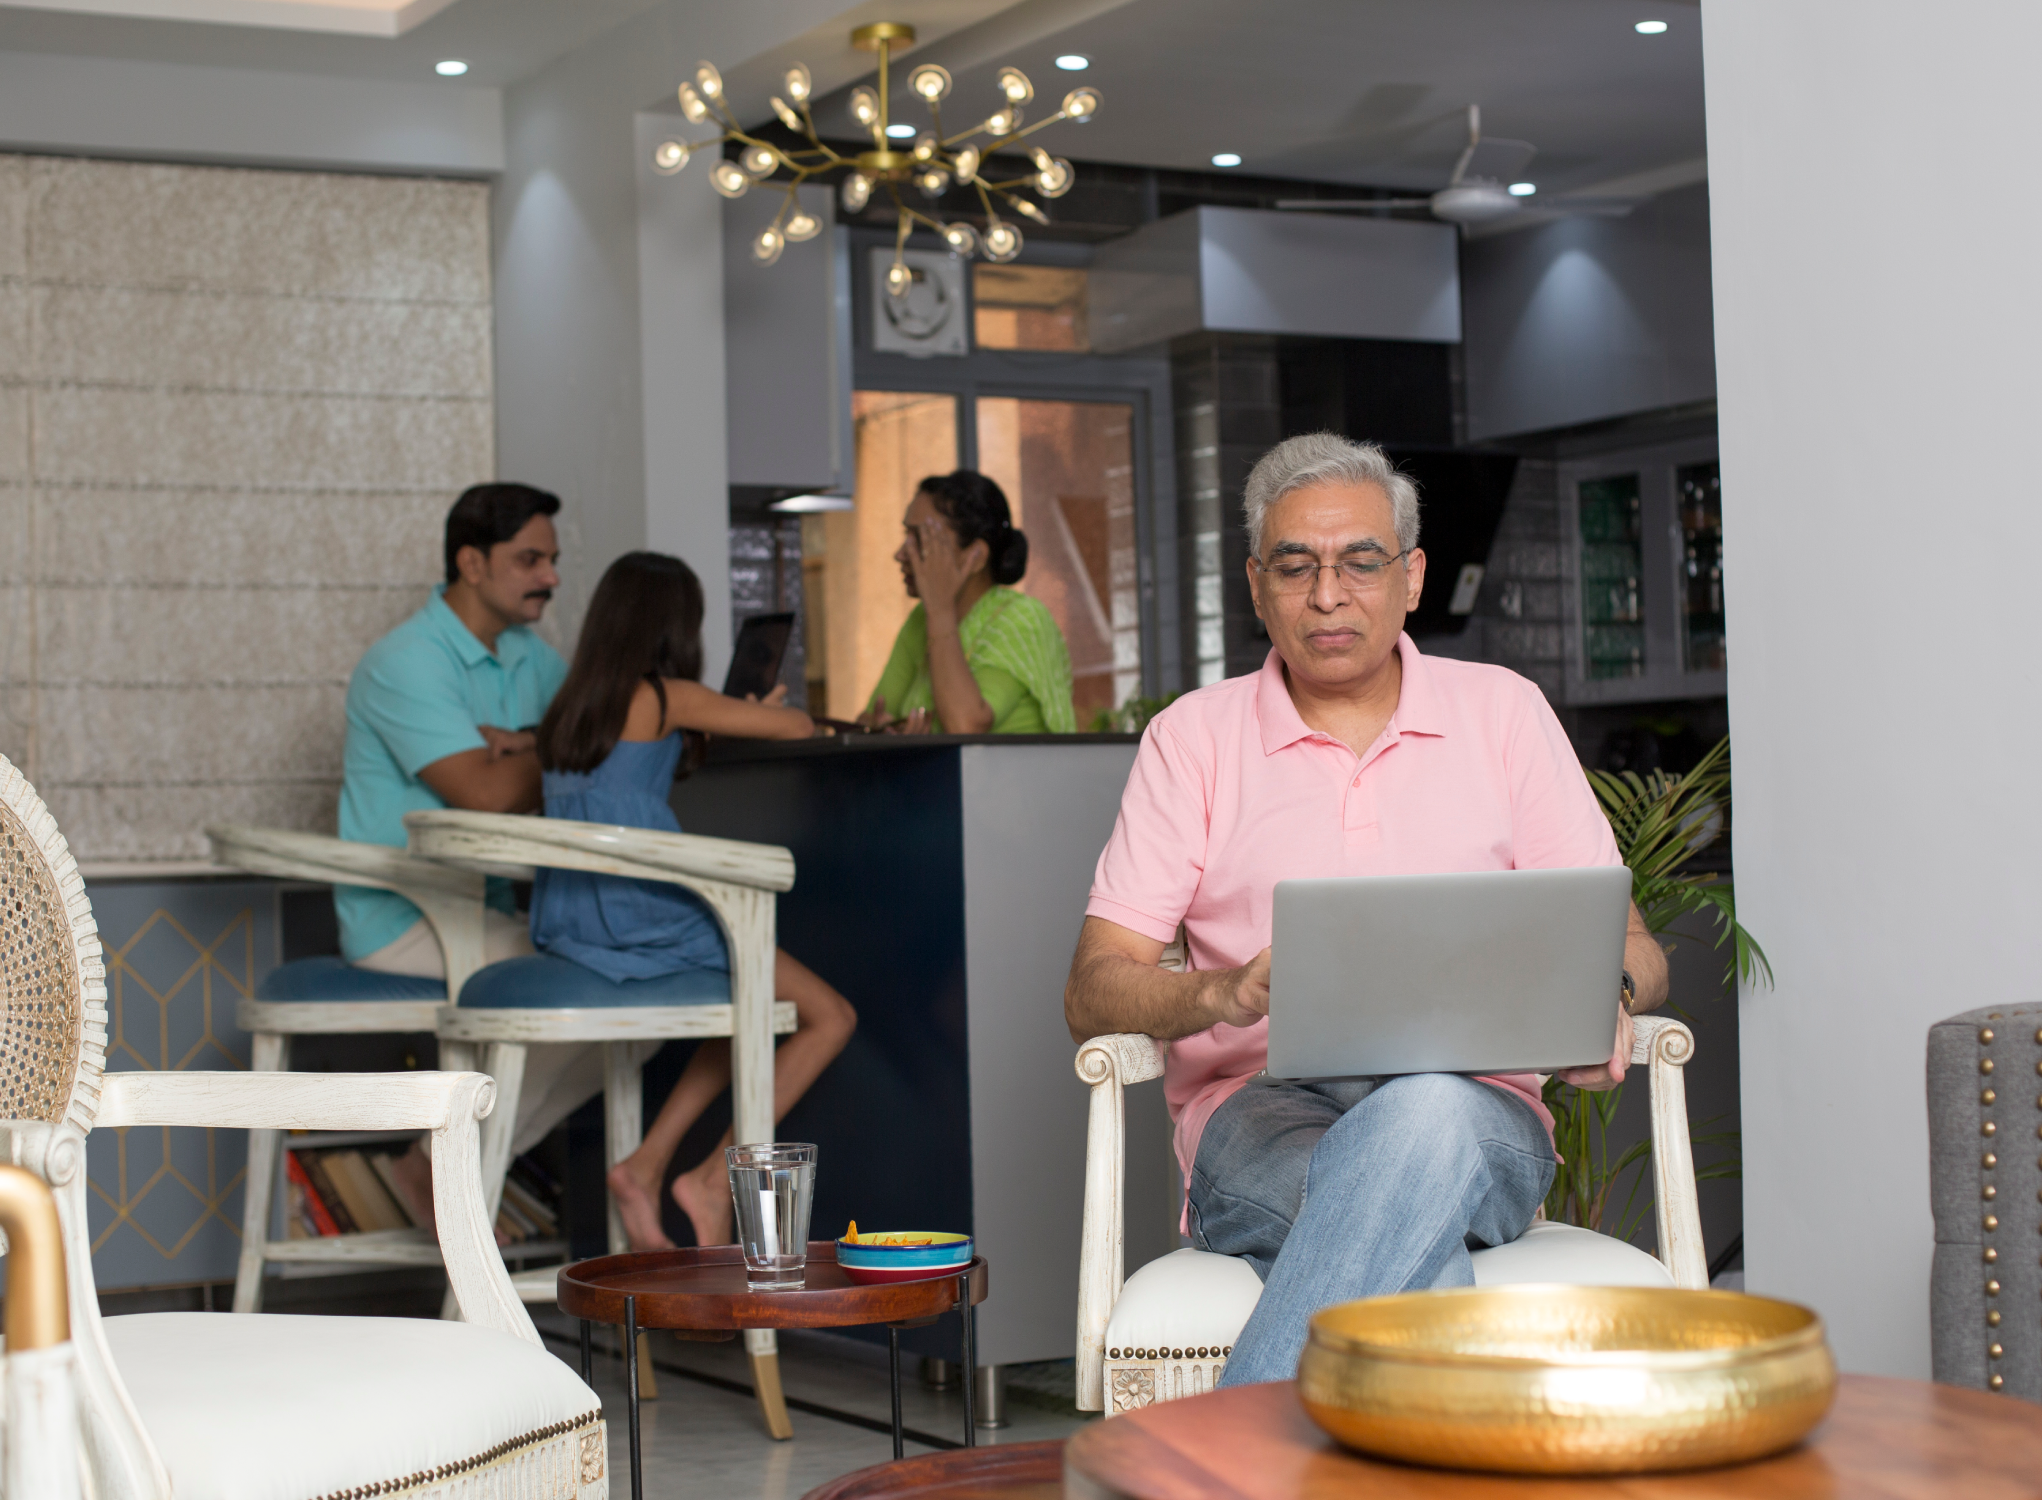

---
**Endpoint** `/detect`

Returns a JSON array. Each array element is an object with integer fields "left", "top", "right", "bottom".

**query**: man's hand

[
  {"left": 1208, "top": 947, "right": 1271, "bottom": 1030},
  {"left": 477, "top": 725, "right": 537, "bottom": 760},
  {"left": 1555, "top": 1003, "right": 1634, "bottom": 1091}
]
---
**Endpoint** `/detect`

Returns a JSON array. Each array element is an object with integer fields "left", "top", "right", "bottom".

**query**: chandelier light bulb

[
  {"left": 913, "top": 132, "right": 939, "bottom": 162},
  {"left": 710, "top": 160, "right": 752, "bottom": 198},
  {"left": 909, "top": 64, "right": 952, "bottom": 102},
  {"left": 651, "top": 140, "right": 691, "bottom": 174},
  {"left": 1036, "top": 158, "right": 1074, "bottom": 197},
  {"left": 953, "top": 145, "right": 981, "bottom": 184},
  {"left": 694, "top": 62, "right": 724, "bottom": 100},
  {"left": 841, "top": 171, "right": 873, "bottom": 213},
  {"left": 849, "top": 86, "right": 881, "bottom": 129},
  {"left": 942, "top": 222, "right": 980, "bottom": 257},
  {"left": 741, "top": 143, "right": 779, "bottom": 178},
  {"left": 784, "top": 63, "right": 812, "bottom": 102},
  {"left": 986, "top": 106, "right": 1021, "bottom": 136},
  {"left": 785, "top": 210, "right": 822, "bottom": 242},
  {"left": 1062, "top": 87, "right": 1101, "bottom": 121},
  {"left": 997, "top": 67, "right": 1035, "bottom": 105},
  {"left": 918, "top": 167, "right": 952, "bottom": 199},
  {"left": 753, "top": 226, "right": 785, "bottom": 265},
  {"left": 886, "top": 259, "right": 913, "bottom": 299},
  {"left": 1012, "top": 198, "right": 1049, "bottom": 224},
  {"left": 982, "top": 221, "right": 1023, "bottom": 261},
  {"left": 771, "top": 96, "right": 804, "bottom": 132},
  {"left": 677, "top": 82, "right": 709, "bottom": 123}
]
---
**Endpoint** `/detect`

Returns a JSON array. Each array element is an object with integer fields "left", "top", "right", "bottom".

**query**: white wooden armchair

[
  {"left": 1073, "top": 1014, "right": 1707, "bottom": 1413},
  {"left": 3, "top": 756, "right": 607, "bottom": 1500},
  {"left": 205, "top": 822, "right": 492, "bottom": 1312},
  {"left": 404, "top": 807, "right": 800, "bottom": 1437}
]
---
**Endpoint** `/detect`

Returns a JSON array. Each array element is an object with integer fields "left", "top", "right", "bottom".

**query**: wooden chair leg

[
  {"left": 232, "top": 1032, "right": 289, "bottom": 1315},
  {"left": 747, "top": 1328, "right": 792, "bottom": 1440}
]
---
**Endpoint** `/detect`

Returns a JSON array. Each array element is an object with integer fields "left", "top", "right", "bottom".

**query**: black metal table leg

[
  {"left": 958, "top": 1269, "right": 976, "bottom": 1447},
  {"left": 579, "top": 1319, "right": 593, "bottom": 1386},
  {"left": 888, "top": 1326, "right": 904, "bottom": 1460},
  {"left": 625, "top": 1297, "right": 643, "bottom": 1500}
]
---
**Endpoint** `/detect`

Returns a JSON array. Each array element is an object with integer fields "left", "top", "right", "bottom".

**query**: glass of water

[{"left": 725, "top": 1143, "right": 817, "bottom": 1290}]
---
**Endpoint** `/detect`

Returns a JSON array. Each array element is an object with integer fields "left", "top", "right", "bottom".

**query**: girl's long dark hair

[{"left": 538, "top": 551, "right": 704, "bottom": 774}]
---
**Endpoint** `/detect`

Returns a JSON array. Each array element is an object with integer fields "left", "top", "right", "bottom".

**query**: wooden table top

[
  {"left": 1062, "top": 1375, "right": 2042, "bottom": 1499},
  {"left": 802, "top": 1440, "right": 1065, "bottom": 1500},
  {"left": 556, "top": 1242, "right": 988, "bottom": 1330}
]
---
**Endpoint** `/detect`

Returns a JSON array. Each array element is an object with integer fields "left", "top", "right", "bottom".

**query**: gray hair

[{"left": 1241, "top": 433, "right": 1420, "bottom": 557}]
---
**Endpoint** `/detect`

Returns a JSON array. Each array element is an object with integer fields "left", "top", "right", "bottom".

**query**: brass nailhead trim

[
  {"left": 1991, "top": 1374, "right": 2005, "bottom": 1390},
  {"left": 1990, "top": 1344, "right": 2004, "bottom": 1359},
  {"left": 1984, "top": 1215, "right": 1999, "bottom": 1231},
  {"left": 1985, "top": 1152, "right": 1999, "bottom": 1168},
  {"left": 1984, "top": 1186, "right": 1998, "bottom": 1200},
  {"left": 1982, "top": 1059, "right": 1996, "bottom": 1074},
  {"left": 1987, "top": 1279, "right": 2001, "bottom": 1295},
  {"left": 1989, "top": 1311, "right": 2002, "bottom": 1326},
  {"left": 305, "top": 1411, "right": 601, "bottom": 1500},
  {"left": 1984, "top": 1122, "right": 1997, "bottom": 1136},
  {"left": 1985, "top": 1248, "right": 1998, "bottom": 1263},
  {"left": 1981, "top": 1028, "right": 1996, "bottom": 1043},
  {"left": 1984, "top": 1090, "right": 1999, "bottom": 1105}
]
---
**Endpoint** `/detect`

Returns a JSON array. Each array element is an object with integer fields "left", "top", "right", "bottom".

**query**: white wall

[
  {"left": 1706, "top": 0, "right": 2042, "bottom": 1375},
  {"left": 0, "top": 49, "right": 500, "bottom": 173}
]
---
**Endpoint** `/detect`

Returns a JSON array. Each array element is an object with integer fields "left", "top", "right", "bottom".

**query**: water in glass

[{"left": 726, "top": 1143, "right": 816, "bottom": 1290}]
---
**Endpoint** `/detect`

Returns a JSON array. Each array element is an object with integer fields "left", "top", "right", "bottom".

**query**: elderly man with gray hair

[{"left": 1065, "top": 432, "right": 1668, "bottom": 1385}]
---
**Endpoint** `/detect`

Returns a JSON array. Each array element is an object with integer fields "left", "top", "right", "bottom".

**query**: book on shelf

[
  {"left": 285, "top": 1151, "right": 343, "bottom": 1237},
  {"left": 320, "top": 1149, "right": 411, "bottom": 1233},
  {"left": 499, "top": 1177, "right": 559, "bottom": 1239},
  {"left": 366, "top": 1150, "right": 427, "bottom": 1230},
  {"left": 293, "top": 1150, "right": 358, "bottom": 1234}
]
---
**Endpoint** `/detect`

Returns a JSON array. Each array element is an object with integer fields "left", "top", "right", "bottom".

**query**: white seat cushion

[
  {"left": 104, "top": 1312, "right": 604, "bottom": 1500},
  {"left": 1469, "top": 1219, "right": 1676, "bottom": 1288},
  {"left": 1104, "top": 1248, "right": 1263, "bottom": 1357},
  {"left": 1104, "top": 1224, "right": 1673, "bottom": 1358}
]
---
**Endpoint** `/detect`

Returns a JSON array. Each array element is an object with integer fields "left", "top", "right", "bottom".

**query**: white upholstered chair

[
  {"left": 204, "top": 822, "right": 494, "bottom": 1312},
  {"left": 1073, "top": 1014, "right": 1707, "bottom": 1413},
  {"left": 403, "top": 807, "right": 800, "bottom": 1437},
  {"left": 1, "top": 755, "right": 608, "bottom": 1500}
]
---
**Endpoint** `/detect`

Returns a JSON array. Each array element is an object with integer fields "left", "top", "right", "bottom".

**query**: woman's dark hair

[
  {"left": 538, "top": 551, "right": 704, "bottom": 774},
  {"left": 918, "top": 470, "right": 1028, "bottom": 586},
  {"left": 444, "top": 482, "right": 562, "bottom": 583}
]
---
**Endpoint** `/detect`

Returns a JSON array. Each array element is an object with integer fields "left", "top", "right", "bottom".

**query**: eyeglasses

[{"left": 1250, "top": 550, "right": 1409, "bottom": 596}]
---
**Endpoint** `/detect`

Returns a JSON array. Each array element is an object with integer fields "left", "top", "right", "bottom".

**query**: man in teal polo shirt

[{"left": 339, "top": 482, "right": 568, "bottom": 972}]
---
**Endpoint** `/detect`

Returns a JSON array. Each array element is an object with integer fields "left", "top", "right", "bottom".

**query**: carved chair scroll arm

[
  {"left": 1629, "top": 1013, "right": 1707, "bottom": 1290},
  {"left": 1074, "top": 1033, "right": 1168, "bottom": 1413}
]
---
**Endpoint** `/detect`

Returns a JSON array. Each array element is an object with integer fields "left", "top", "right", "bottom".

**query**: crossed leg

[{"left": 607, "top": 949, "right": 856, "bottom": 1249}]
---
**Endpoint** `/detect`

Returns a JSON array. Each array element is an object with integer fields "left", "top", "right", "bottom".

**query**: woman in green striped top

[{"left": 860, "top": 470, "right": 1076, "bottom": 735}]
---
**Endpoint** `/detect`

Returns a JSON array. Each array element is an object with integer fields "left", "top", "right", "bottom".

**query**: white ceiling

[{"left": 0, "top": 0, "right": 1706, "bottom": 197}]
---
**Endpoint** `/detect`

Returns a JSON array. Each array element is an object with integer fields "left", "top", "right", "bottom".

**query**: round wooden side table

[
  {"left": 1063, "top": 1374, "right": 2042, "bottom": 1498},
  {"left": 558, "top": 1242, "right": 989, "bottom": 1500},
  {"left": 802, "top": 1439, "right": 1065, "bottom": 1500}
]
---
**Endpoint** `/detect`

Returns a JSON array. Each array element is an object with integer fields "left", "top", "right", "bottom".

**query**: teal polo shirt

[{"left": 335, "top": 587, "right": 567, "bottom": 961}]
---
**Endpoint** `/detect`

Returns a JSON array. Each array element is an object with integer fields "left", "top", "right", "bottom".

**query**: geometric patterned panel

[{"left": 84, "top": 879, "right": 271, "bottom": 1290}]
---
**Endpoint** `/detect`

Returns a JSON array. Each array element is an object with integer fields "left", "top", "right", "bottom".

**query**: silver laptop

[{"left": 1265, "top": 866, "right": 1631, "bottom": 1080}]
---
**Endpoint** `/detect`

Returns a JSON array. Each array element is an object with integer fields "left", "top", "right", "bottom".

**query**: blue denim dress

[{"left": 528, "top": 735, "right": 730, "bottom": 982}]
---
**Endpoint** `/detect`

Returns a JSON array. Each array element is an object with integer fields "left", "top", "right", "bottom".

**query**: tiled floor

[{"left": 528, "top": 1310, "right": 1092, "bottom": 1500}]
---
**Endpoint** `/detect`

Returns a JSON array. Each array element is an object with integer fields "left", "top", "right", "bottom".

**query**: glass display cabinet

[{"left": 1560, "top": 437, "right": 1726, "bottom": 703}]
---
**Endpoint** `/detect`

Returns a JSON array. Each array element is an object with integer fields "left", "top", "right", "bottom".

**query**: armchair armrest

[
  {"left": 1629, "top": 1014, "right": 1706, "bottom": 1290},
  {"left": 1073, "top": 1033, "right": 1172, "bottom": 1411},
  {"left": 206, "top": 825, "right": 489, "bottom": 995},
  {"left": 94, "top": 1070, "right": 535, "bottom": 1343}
]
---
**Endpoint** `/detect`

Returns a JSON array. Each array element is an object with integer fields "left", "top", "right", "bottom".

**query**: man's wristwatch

[{"left": 1620, "top": 970, "right": 1637, "bottom": 1014}]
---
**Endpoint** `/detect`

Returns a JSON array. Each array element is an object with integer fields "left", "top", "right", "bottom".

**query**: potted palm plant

[{"left": 1542, "top": 737, "right": 1769, "bottom": 1238}]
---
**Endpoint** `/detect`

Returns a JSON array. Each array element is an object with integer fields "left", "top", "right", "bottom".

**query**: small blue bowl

[{"left": 836, "top": 1232, "right": 973, "bottom": 1285}]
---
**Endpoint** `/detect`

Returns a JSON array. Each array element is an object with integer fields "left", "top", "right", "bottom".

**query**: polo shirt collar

[
  {"left": 426, "top": 584, "right": 533, "bottom": 670},
  {"left": 1254, "top": 632, "right": 1444, "bottom": 755}
]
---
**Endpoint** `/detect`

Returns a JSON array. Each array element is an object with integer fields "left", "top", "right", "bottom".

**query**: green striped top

[{"left": 867, "top": 587, "right": 1076, "bottom": 734}]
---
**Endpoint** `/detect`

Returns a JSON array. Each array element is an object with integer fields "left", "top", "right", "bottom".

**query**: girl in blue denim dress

[{"left": 533, "top": 551, "right": 855, "bottom": 1250}]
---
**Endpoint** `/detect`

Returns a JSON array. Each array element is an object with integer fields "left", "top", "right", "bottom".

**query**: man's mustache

[{"left": 524, "top": 589, "right": 554, "bottom": 602}]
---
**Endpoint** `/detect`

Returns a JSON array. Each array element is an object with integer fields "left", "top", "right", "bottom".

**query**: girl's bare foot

[
  {"left": 671, "top": 1169, "right": 734, "bottom": 1247},
  {"left": 607, "top": 1161, "right": 676, "bottom": 1251}
]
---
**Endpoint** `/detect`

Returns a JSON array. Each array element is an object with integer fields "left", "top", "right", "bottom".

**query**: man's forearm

[
  {"left": 1624, "top": 924, "right": 1670, "bottom": 1013},
  {"left": 1065, "top": 949, "right": 1222, "bottom": 1043}
]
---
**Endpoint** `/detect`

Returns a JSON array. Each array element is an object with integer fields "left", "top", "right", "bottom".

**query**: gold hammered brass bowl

[{"left": 1296, "top": 1284, "right": 1837, "bottom": 1475}]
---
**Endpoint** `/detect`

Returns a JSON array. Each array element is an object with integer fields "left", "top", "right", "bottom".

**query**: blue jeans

[{"left": 1188, "top": 1072, "right": 1556, "bottom": 1387}]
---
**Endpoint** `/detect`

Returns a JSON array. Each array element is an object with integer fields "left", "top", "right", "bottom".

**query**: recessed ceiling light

[
  {"left": 1634, "top": 20, "right": 1668, "bottom": 33},
  {"left": 1211, "top": 152, "right": 1242, "bottom": 168},
  {"left": 885, "top": 122, "right": 917, "bottom": 139},
  {"left": 770, "top": 493, "right": 855, "bottom": 513},
  {"left": 1508, "top": 182, "right": 1536, "bottom": 197},
  {"left": 435, "top": 59, "right": 468, "bottom": 76},
  {"left": 1055, "top": 54, "right": 1090, "bottom": 71}
]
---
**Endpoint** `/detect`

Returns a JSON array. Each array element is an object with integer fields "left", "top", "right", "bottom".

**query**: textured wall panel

[{"left": 5, "top": 153, "right": 494, "bottom": 860}]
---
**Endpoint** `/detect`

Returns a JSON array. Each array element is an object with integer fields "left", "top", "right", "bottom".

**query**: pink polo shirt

[{"left": 1085, "top": 636, "right": 1620, "bottom": 1192}]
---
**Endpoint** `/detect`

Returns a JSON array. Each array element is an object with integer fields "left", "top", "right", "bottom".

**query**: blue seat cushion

[
  {"left": 254, "top": 957, "right": 446, "bottom": 1002},
  {"left": 458, "top": 953, "right": 731, "bottom": 1009}
]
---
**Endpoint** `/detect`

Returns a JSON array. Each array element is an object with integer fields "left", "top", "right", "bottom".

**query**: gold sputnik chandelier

[{"left": 652, "top": 22, "right": 1101, "bottom": 292}]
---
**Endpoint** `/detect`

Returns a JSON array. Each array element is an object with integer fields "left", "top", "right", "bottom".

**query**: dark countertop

[{"left": 698, "top": 730, "right": 1139, "bottom": 764}]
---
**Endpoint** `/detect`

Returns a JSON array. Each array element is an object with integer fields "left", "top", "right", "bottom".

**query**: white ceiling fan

[{"left": 1275, "top": 105, "right": 1637, "bottom": 227}]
